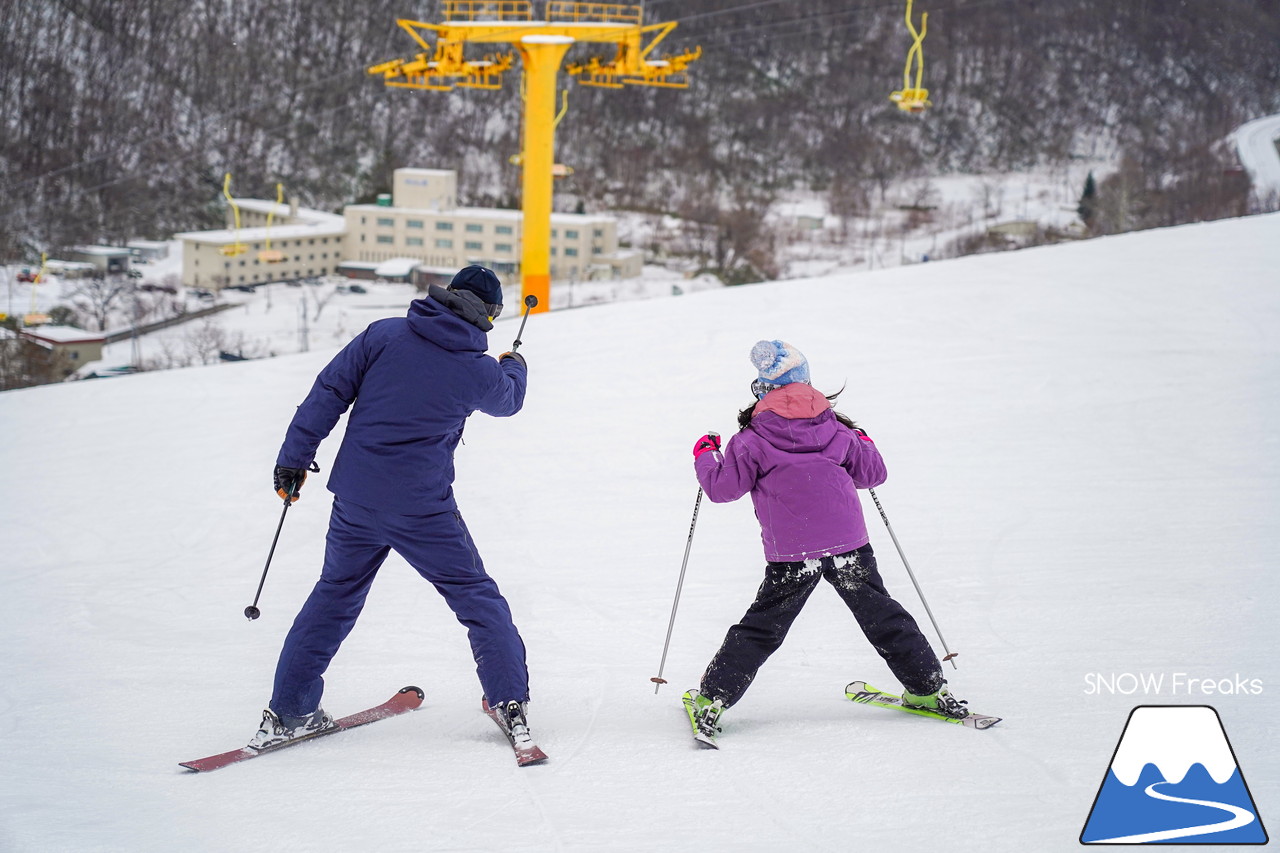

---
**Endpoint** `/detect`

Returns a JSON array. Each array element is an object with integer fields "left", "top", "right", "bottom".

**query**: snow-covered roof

[
  {"left": 231, "top": 198, "right": 344, "bottom": 225},
  {"left": 174, "top": 221, "right": 347, "bottom": 244},
  {"left": 21, "top": 325, "right": 105, "bottom": 344},
  {"left": 374, "top": 258, "right": 422, "bottom": 277},
  {"left": 345, "top": 204, "right": 614, "bottom": 225},
  {"left": 71, "top": 245, "right": 131, "bottom": 256}
]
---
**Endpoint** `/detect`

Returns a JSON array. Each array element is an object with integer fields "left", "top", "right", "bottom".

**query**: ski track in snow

[{"left": 1086, "top": 782, "right": 1257, "bottom": 844}]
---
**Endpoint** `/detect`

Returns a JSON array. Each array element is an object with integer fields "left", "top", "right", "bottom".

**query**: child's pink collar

[{"left": 752, "top": 383, "right": 830, "bottom": 419}]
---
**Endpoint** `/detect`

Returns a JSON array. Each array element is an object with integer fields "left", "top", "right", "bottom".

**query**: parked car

[
  {"left": 348, "top": 283, "right": 368, "bottom": 294},
  {"left": 16, "top": 270, "right": 38, "bottom": 282}
]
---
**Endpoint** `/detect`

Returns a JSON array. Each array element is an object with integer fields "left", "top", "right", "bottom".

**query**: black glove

[
  {"left": 499, "top": 351, "right": 526, "bottom": 369},
  {"left": 274, "top": 462, "right": 318, "bottom": 502}
]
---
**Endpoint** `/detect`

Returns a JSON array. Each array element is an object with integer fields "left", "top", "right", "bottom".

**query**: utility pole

[
  {"left": 369, "top": 1, "right": 700, "bottom": 313},
  {"left": 298, "top": 298, "right": 309, "bottom": 353}
]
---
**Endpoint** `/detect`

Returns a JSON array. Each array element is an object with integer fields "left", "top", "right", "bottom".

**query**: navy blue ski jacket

[{"left": 277, "top": 294, "right": 527, "bottom": 515}]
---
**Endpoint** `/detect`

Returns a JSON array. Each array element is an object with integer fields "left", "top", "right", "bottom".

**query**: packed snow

[{"left": 2, "top": 212, "right": 1278, "bottom": 852}]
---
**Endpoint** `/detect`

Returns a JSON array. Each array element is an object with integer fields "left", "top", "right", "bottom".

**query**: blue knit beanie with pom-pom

[{"left": 750, "top": 340, "right": 810, "bottom": 397}]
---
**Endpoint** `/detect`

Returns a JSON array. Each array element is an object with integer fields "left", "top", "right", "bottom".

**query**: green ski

[{"left": 845, "top": 681, "right": 1001, "bottom": 730}]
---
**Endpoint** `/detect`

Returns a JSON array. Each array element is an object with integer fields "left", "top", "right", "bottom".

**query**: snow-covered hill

[{"left": 2, "top": 212, "right": 1277, "bottom": 852}]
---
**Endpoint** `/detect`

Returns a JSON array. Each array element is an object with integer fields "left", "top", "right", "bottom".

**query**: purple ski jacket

[{"left": 694, "top": 383, "right": 887, "bottom": 562}]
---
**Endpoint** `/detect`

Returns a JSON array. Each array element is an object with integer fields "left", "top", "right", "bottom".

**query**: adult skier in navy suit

[{"left": 250, "top": 266, "right": 535, "bottom": 751}]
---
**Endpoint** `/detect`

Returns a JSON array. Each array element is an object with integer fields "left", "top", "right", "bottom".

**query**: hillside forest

[{"left": 2, "top": 0, "right": 1278, "bottom": 281}]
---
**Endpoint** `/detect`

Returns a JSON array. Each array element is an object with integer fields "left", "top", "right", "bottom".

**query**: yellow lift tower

[{"left": 369, "top": 1, "right": 700, "bottom": 313}]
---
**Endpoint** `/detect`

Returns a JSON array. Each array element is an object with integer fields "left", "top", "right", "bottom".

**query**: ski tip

[
  {"left": 399, "top": 685, "right": 425, "bottom": 702},
  {"left": 517, "top": 748, "right": 550, "bottom": 766}
]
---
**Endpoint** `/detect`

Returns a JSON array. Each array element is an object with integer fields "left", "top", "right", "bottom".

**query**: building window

[
  {"left": 407, "top": 219, "right": 424, "bottom": 229},
  {"left": 594, "top": 228, "right": 603, "bottom": 238},
  {"left": 436, "top": 238, "right": 453, "bottom": 249},
  {"left": 495, "top": 225, "right": 513, "bottom": 235},
  {"left": 592, "top": 246, "right": 602, "bottom": 254},
  {"left": 495, "top": 243, "right": 513, "bottom": 253},
  {"left": 465, "top": 223, "right": 483, "bottom": 233},
  {"left": 436, "top": 221, "right": 453, "bottom": 231},
  {"left": 407, "top": 237, "right": 423, "bottom": 247},
  {"left": 565, "top": 229, "right": 579, "bottom": 239},
  {"left": 377, "top": 235, "right": 394, "bottom": 244},
  {"left": 565, "top": 248, "right": 578, "bottom": 257},
  {"left": 376, "top": 217, "right": 395, "bottom": 228},
  {"left": 551, "top": 229, "right": 558, "bottom": 238},
  {"left": 465, "top": 241, "right": 483, "bottom": 251}
]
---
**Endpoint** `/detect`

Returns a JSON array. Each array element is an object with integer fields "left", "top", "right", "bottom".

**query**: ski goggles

[
  {"left": 487, "top": 303, "right": 503, "bottom": 319},
  {"left": 751, "top": 379, "right": 779, "bottom": 400}
]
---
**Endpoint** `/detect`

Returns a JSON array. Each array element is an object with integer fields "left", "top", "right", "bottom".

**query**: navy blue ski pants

[
  {"left": 700, "top": 544, "right": 942, "bottom": 706},
  {"left": 271, "top": 496, "right": 529, "bottom": 717}
]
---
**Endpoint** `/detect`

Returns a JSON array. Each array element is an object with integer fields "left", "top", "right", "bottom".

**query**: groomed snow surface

[{"left": 3, "top": 212, "right": 1278, "bottom": 852}]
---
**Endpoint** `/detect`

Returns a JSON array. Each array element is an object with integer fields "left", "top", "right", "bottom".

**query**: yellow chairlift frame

[
  {"left": 890, "top": 0, "right": 932, "bottom": 113},
  {"left": 258, "top": 182, "right": 286, "bottom": 264},
  {"left": 219, "top": 174, "right": 248, "bottom": 257},
  {"left": 23, "top": 251, "right": 51, "bottom": 326}
]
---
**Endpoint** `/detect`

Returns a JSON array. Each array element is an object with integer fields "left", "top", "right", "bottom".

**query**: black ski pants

[{"left": 700, "top": 543, "right": 943, "bottom": 707}]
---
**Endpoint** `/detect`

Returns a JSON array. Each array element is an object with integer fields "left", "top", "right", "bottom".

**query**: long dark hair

[{"left": 737, "top": 385, "right": 857, "bottom": 431}]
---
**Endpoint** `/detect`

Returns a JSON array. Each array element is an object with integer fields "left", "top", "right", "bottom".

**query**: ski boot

[
  {"left": 248, "top": 706, "right": 335, "bottom": 751},
  {"left": 494, "top": 700, "right": 536, "bottom": 751},
  {"left": 682, "top": 689, "right": 726, "bottom": 748},
  {"left": 901, "top": 683, "right": 970, "bottom": 719}
]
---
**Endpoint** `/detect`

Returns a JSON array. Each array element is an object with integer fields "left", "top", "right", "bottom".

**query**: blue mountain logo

[{"left": 1081, "top": 705, "right": 1267, "bottom": 844}]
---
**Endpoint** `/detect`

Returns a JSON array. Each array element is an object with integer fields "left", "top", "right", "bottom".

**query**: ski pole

[
  {"left": 511, "top": 294, "right": 537, "bottom": 352},
  {"left": 867, "top": 487, "right": 959, "bottom": 669},
  {"left": 245, "top": 462, "right": 318, "bottom": 620},
  {"left": 651, "top": 487, "right": 704, "bottom": 693}
]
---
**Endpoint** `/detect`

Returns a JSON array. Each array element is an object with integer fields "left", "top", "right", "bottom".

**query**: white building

[
  {"left": 174, "top": 201, "right": 346, "bottom": 290},
  {"left": 173, "top": 168, "right": 641, "bottom": 290}
]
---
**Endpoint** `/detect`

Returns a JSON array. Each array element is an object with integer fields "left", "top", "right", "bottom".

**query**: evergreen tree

[{"left": 1078, "top": 172, "right": 1098, "bottom": 228}]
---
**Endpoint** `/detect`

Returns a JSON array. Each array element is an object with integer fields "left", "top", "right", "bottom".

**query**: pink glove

[{"left": 693, "top": 433, "right": 721, "bottom": 458}]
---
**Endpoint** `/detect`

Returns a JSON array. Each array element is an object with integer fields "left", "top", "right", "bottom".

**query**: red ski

[
  {"left": 180, "top": 686, "right": 424, "bottom": 772},
  {"left": 481, "top": 698, "right": 548, "bottom": 766}
]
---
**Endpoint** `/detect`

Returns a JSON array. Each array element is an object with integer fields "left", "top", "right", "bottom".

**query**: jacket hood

[
  {"left": 405, "top": 296, "right": 489, "bottom": 353},
  {"left": 752, "top": 382, "right": 830, "bottom": 420},
  {"left": 749, "top": 384, "right": 839, "bottom": 453}
]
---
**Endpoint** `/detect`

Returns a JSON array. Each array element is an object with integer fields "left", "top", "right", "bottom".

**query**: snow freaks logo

[{"left": 1080, "top": 706, "right": 1268, "bottom": 845}]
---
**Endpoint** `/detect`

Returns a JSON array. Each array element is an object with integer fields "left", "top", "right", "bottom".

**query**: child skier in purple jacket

[{"left": 684, "top": 340, "right": 967, "bottom": 745}]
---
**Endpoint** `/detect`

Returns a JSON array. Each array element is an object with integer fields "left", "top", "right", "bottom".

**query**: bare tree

[
  {"left": 70, "top": 274, "right": 131, "bottom": 331},
  {"left": 183, "top": 317, "right": 228, "bottom": 365}
]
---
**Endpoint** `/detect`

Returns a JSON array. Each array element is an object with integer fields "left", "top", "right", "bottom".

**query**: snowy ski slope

[{"left": 2, "top": 212, "right": 1278, "bottom": 852}]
